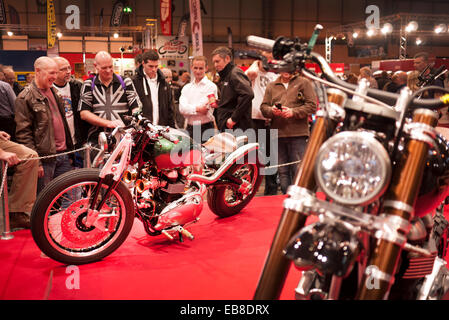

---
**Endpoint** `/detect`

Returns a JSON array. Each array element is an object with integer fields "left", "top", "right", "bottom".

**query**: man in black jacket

[
  {"left": 211, "top": 46, "right": 254, "bottom": 132},
  {"left": 132, "top": 50, "right": 175, "bottom": 127}
]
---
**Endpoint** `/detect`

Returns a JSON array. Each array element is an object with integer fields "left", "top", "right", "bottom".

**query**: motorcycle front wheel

[
  {"left": 207, "top": 160, "right": 263, "bottom": 218},
  {"left": 31, "top": 168, "right": 135, "bottom": 265}
]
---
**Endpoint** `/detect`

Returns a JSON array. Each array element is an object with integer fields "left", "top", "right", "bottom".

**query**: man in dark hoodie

[
  {"left": 132, "top": 50, "right": 175, "bottom": 127},
  {"left": 211, "top": 46, "right": 254, "bottom": 132}
]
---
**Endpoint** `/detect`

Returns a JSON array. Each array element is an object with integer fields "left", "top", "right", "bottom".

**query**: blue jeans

[
  {"left": 38, "top": 153, "right": 74, "bottom": 193},
  {"left": 278, "top": 136, "right": 307, "bottom": 194}
]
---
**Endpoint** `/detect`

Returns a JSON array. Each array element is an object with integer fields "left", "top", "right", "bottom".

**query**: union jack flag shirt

[{"left": 78, "top": 74, "right": 141, "bottom": 139}]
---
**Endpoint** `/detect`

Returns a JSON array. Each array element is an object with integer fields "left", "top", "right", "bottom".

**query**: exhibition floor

[{"left": 0, "top": 194, "right": 305, "bottom": 300}]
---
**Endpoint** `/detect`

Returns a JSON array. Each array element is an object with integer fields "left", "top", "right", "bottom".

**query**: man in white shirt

[{"left": 179, "top": 56, "right": 218, "bottom": 143}]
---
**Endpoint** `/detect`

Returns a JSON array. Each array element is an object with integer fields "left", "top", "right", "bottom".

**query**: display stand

[{"left": 1, "top": 161, "right": 13, "bottom": 240}]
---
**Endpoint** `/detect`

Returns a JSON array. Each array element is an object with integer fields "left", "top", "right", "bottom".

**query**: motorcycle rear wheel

[
  {"left": 207, "top": 160, "right": 263, "bottom": 218},
  {"left": 31, "top": 168, "right": 135, "bottom": 265}
]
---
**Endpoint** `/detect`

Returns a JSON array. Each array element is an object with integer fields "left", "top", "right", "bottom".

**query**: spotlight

[
  {"left": 57, "top": 32, "right": 63, "bottom": 38},
  {"left": 7, "top": 31, "right": 13, "bottom": 36},
  {"left": 367, "top": 28, "right": 376, "bottom": 37},
  {"left": 416, "top": 38, "right": 422, "bottom": 45},
  {"left": 434, "top": 24, "right": 447, "bottom": 34},
  {"left": 353, "top": 32, "right": 359, "bottom": 39},
  {"left": 405, "top": 21, "right": 418, "bottom": 33},
  {"left": 113, "top": 33, "right": 119, "bottom": 39},
  {"left": 381, "top": 23, "right": 393, "bottom": 34}
]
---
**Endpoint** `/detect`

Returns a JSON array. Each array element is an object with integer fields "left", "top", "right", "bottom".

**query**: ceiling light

[
  {"left": 57, "top": 32, "right": 63, "bottom": 38},
  {"left": 367, "top": 28, "right": 376, "bottom": 37},
  {"left": 434, "top": 24, "right": 447, "bottom": 34},
  {"left": 113, "top": 33, "right": 119, "bottom": 39},
  {"left": 7, "top": 31, "right": 13, "bottom": 36},
  {"left": 381, "top": 23, "right": 393, "bottom": 34},
  {"left": 352, "top": 32, "right": 359, "bottom": 39},
  {"left": 405, "top": 21, "right": 418, "bottom": 33},
  {"left": 416, "top": 38, "right": 422, "bottom": 45}
]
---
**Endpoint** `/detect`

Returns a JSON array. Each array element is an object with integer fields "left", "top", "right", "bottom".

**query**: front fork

[
  {"left": 357, "top": 108, "right": 438, "bottom": 299},
  {"left": 254, "top": 103, "right": 340, "bottom": 299},
  {"left": 86, "top": 132, "right": 133, "bottom": 227}
]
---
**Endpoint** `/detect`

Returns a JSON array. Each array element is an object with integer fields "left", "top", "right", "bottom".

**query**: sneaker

[{"left": 9, "top": 212, "right": 31, "bottom": 230}]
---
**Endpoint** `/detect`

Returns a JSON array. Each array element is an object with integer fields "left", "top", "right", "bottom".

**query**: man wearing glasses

[{"left": 52, "top": 57, "right": 87, "bottom": 150}]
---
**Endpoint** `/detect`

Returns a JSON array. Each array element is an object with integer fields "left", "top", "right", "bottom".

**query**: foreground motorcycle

[
  {"left": 31, "top": 113, "right": 262, "bottom": 265},
  {"left": 249, "top": 25, "right": 449, "bottom": 300}
]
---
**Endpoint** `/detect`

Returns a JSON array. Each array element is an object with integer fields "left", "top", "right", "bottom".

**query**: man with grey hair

[
  {"left": 79, "top": 51, "right": 141, "bottom": 145},
  {"left": 15, "top": 56, "right": 74, "bottom": 194},
  {"left": 414, "top": 52, "right": 445, "bottom": 98},
  {"left": 211, "top": 46, "right": 254, "bottom": 132}
]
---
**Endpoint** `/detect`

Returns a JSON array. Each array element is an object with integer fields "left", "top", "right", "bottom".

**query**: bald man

[
  {"left": 53, "top": 56, "right": 87, "bottom": 150},
  {"left": 15, "top": 56, "right": 75, "bottom": 194},
  {"left": 79, "top": 51, "right": 141, "bottom": 146}
]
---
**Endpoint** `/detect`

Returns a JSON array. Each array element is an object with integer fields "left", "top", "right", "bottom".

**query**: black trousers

[
  {"left": 253, "top": 119, "right": 279, "bottom": 195},
  {"left": 186, "top": 121, "right": 216, "bottom": 144},
  {"left": 0, "top": 116, "right": 16, "bottom": 141}
]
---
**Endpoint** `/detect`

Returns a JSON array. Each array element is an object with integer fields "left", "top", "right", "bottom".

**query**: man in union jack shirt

[{"left": 78, "top": 51, "right": 141, "bottom": 143}]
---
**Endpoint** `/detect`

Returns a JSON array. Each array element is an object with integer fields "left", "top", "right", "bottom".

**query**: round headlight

[{"left": 315, "top": 131, "right": 391, "bottom": 206}]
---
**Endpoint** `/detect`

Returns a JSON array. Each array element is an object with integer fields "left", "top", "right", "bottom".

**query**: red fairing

[{"left": 154, "top": 149, "right": 204, "bottom": 169}]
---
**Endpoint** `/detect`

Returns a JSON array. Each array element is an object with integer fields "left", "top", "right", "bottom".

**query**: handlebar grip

[
  {"left": 246, "top": 35, "right": 275, "bottom": 52},
  {"left": 161, "top": 131, "right": 179, "bottom": 144}
]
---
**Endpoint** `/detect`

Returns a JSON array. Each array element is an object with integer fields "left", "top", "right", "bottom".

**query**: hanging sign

[
  {"left": 189, "top": 0, "right": 203, "bottom": 56},
  {"left": 160, "top": 0, "right": 172, "bottom": 35},
  {"left": 47, "top": 0, "right": 57, "bottom": 48}
]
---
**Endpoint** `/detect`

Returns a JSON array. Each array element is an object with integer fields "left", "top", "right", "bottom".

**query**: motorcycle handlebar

[{"left": 246, "top": 35, "right": 449, "bottom": 110}]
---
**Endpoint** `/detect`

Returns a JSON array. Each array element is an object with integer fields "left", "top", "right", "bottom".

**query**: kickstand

[{"left": 179, "top": 232, "right": 184, "bottom": 243}]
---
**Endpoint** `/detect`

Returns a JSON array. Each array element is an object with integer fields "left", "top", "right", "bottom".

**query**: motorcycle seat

[{"left": 202, "top": 132, "right": 238, "bottom": 154}]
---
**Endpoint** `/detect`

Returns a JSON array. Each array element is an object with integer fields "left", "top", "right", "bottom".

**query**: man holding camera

[{"left": 260, "top": 72, "right": 317, "bottom": 194}]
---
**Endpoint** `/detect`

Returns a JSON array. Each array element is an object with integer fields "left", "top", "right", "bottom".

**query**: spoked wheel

[
  {"left": 207, "top": 160, "right": 263, "bottom": 218},
  {"left": 31, "top": 168, "right": 134, "bottom": 265}
]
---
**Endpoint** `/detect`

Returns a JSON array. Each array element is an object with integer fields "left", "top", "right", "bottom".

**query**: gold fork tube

[
  {"left": 254, "top": 115, "right": 334, "bottom": 300},
  {"left": 357, "top": 109, "right": 438, "bottom": 300}
]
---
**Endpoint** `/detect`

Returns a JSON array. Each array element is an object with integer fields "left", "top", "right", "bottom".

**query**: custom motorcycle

[
  {"left": 248, "top": 25, "right": 449, "bottom": 300},
  {"left": 31, "top": 113, "right": 262, "bottom": 265}
]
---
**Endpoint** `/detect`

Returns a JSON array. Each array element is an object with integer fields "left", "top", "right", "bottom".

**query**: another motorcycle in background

[
  {"left": 30, "top": 113, "right": 262, "bottom": 265},
  {"left": 249, "top": 25, "right": 449, "bottom": 300}
]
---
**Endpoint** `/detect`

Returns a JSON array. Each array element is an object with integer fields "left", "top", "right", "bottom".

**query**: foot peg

[{"left": 161, "top": 226, "right": 194, "bottom": 241}]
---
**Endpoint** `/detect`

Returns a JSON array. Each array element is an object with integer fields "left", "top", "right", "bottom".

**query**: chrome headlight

[{"left": 315, "top": 131, "right": 391, "bottom": 206}]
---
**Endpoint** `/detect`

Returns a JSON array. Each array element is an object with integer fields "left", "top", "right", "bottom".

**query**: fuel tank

[{"left": 152, "top": 128, "right": 203, "bottom": 169}]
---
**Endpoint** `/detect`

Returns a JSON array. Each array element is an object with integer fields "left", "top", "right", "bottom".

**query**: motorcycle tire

[
  {"left": 207, "top": 160, "right": 263, "bottom": 218},
  {"left": 31, "top": 168, "right": 135, "bottom": 265}
]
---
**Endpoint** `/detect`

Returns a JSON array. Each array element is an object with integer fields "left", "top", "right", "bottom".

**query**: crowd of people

[{"left": 0, "top": 48, "right": 447, "bottom": 231}]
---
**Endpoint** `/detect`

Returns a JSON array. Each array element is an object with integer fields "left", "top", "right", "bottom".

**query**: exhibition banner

[
  {"left": 189, "top": 0, "right": 203, "bottom": 56},
  {"left": 0, "top": 0, "right": 7, "bottom": 24},
  {"left": 110, "top": 1, "right": 124, "bottom": 27},
  {"left": 156, "top": 35, "right": 189, "bottom": 60},
  {"left": 160, "top": 0, "right": 172, "bottom": 36},
  {"left": 47, "top": 0, "right": 56, "bottom": 48}
]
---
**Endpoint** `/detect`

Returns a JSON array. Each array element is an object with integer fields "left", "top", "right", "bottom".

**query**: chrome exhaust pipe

[{"left": 188, "top": 143, "right": 259, "bottom": 184}]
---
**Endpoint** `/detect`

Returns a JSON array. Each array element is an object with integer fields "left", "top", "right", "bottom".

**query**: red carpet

[{"left": 0, "top": 194, "right": 308, "bottom": 300}]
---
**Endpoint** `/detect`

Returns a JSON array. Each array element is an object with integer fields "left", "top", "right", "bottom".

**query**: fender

[{"left": 188, "top": 142, "right": 259, "bottom": 184}]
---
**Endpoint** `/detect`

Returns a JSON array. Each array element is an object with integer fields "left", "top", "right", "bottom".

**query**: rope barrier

[
  {"left": 264, "top": 159, "right": 302, "bottom": 170},
  {"left": 0, "top": 145, "right": 100, "bottom": 199}
]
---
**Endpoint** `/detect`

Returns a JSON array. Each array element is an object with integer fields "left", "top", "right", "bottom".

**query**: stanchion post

[
  {"left": 84, "top": 144, "right": 91, "bottom": 168},
  {"left": 1, "top": 160, "right": 13, "bottom": 240}
]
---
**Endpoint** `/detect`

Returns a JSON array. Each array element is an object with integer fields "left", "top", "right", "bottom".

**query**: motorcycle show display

[
  {"left": 30, "top": 113, "right": 262, "bottom": 265},
  {"left": 249, "top": 25, "right": 449, "bottom": 300}
]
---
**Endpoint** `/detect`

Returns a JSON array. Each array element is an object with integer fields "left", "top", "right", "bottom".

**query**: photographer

[{"left": 260, "top": 72, "right": 317, "bottom": 194}]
